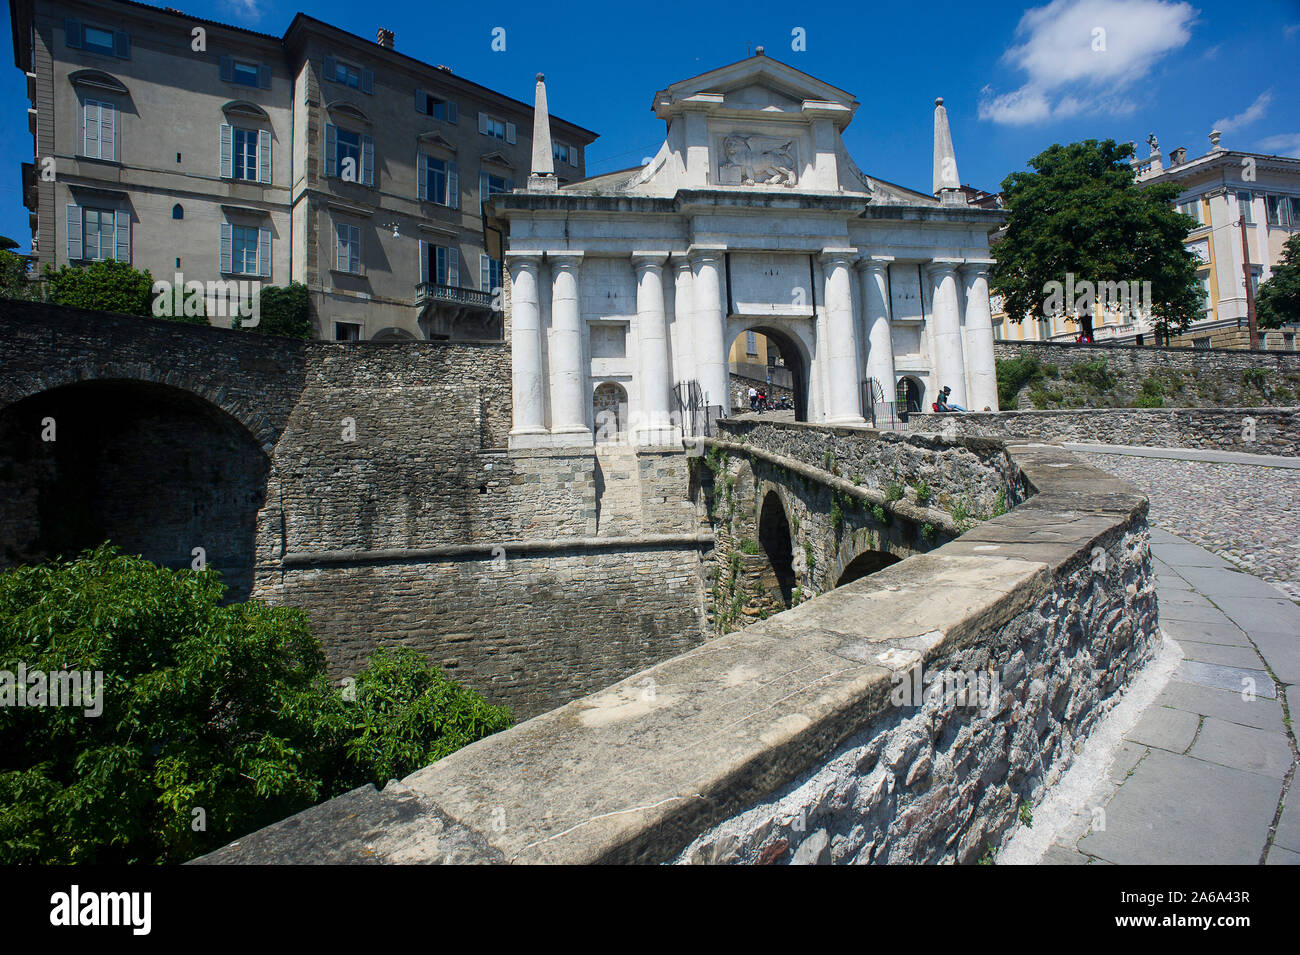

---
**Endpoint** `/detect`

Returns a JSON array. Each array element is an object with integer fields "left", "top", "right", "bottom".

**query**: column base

[
  {"left": 509, "top": 427, "right": 593, "bottom": 450},
  {"left": 824, "top": 415, "right": 868, "bottom": 428},
  {"left": 631, "top": 425, "right": 683, "bottom": 447}
]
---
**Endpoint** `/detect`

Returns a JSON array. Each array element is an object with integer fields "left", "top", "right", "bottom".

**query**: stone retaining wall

[
  {"left": 196, "top": 438, "right": 1157, "bottom": 865},
  {"left": 909, "top": 407, "right": 1299, "bottom": 456}
]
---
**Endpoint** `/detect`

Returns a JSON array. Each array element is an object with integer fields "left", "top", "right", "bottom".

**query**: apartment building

[
  {"left": 993, "top": 132, "right": 1300, "bottom": 350},
  {"left": 10, "top": 0, "right": 597, "bottom": 340}
]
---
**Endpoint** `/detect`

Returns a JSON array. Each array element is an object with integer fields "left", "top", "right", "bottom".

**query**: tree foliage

[
  {"left": 1257, "top": 233, "right": 1300, "bottom": 330},
  {"left": 991, "top": 140, "right": 1204, "bottom": 340},
  {"left": 241, "top": 280, "right": 313, "bottom": 339},
  {"left": 0, "top": 546, "right": 512, "bottom": 864},
  {"left": 41, "top": 259, "right": 154, "bottom": 316},
  {"left": 0, "top": 250, "right": 36, "bottom": 301}
]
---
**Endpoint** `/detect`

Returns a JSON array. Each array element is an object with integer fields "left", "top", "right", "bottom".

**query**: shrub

[
  {"left": 740, "top": 538, "right": 759, "bottom": 555},
  {"left": 242, "top": 281, "right": 313, "bottom": 339},
  {"left": 913, "top": 479, "right": 931, "bottom": 505},
  {"left": 1065, "top": 358, "right": 1116, "bottom": 393},
  {"left": 42, "top": 260, "right": 153, "bottom": 316},
  {"left": 885, "top": 482, "right": 904, "bottom": 503},
  {"left": 995, "top": 354, "right": 1049, "bottom": 409},
  {"left": 0, "top": 546, "right": 510, "bottom": 864}
]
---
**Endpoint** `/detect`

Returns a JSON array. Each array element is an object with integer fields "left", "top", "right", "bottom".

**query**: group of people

[{"left": 746, "top": 386, "right": 790, "bottom": 413}]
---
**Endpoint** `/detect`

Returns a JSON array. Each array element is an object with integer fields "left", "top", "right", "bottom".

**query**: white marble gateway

[{"left": 493, "top": 52, "right": 1003, "bottom": 448}]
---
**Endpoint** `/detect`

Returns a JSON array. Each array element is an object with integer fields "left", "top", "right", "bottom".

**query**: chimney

[
  {"left": 1170, "top": 146, "right": 1187, "bottom": 166},
  {"left": 376, "top": 28, "right": 394, "bottom": 50}
]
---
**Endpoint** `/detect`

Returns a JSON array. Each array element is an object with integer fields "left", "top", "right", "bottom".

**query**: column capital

[
  {"left": 631, "top": 251, "right": 670, "bottom": 270},
  {"left": 855, "top": 254, "right": 894, "bottom": 272},
  {"left": 819, "top": 247, "right": 858, "bottom": 267},
  {"left": 959, "top": 259, "right": 995, "bottom": 277},
  {"left": 669, "top": 252, "right": 694, "bottom": 273},
  {"left": 923, "top": 257, "right": 964, "bottom": 277},
  {"left": 687, "top": 244, "right": 727, "bottom": 265},
  {"left": 505, "top": 250, "right": 543, "bottom": 267},
  {"left": 548, "top": 251, "right": 584, "bottom": 268}
]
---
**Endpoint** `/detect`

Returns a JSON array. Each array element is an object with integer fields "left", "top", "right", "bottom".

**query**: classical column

[
  {"left": 507, "top": 252, "right": 546, "bottom": 443},
  {"left": 548, "top": 252, "right": 589, "bottom": 440},
  {"left": 926, "top": 259, "right": 968, "bottom": 408},
  {"left": 670, "top": 254, "right": 695, "bottom": 390},
  {"left": 632, "top": 252, "right": 678, "bottom": 443},
  {"left": 690, "top": 246, "right": 729, "bottom": 417},
  {"left": 857, "top": 256, "right": 896, "bottom": 417},
  {"left": 821, "top": 249, "right": 864, "bottom": 425},
  {"left": 961, "top": 263, "right": 999, "bottom": 411}
]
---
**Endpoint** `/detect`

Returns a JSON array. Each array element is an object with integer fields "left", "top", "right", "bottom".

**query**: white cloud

[
  {"left": 1284, "top": 23, "right": 1300, "bottom": 39},
  {"left": 1215, "top": 91, "right": 1271, "bottom": 132},
  {"left": 979, "top": 0, "right": 1197, "bottom": 125},
  {"left": 224, "top": 0, "right": 263, "bottom": 22},
  {"left": 1255, "top": 133, "right": 1300, "bottom": 158}
]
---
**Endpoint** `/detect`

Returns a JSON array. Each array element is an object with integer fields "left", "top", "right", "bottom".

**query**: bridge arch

[
  {"left": 0, "top": 379, "right": 272, "bottom": 600},
  {"left": 757, "top": 488, "right": 796, "bottom": 605}
]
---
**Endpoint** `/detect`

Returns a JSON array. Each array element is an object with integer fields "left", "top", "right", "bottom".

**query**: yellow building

[{"left": 993, "top": 132, "right": 1300, "bottom": 350}]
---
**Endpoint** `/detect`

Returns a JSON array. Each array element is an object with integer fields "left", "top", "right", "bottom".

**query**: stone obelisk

[{"left": 528, "top": 73, "right": 557, "bottom": 193}]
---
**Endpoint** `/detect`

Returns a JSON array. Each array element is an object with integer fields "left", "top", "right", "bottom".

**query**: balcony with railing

[{"left": 414, "top": 282, "right": 495, "bottom": 310}]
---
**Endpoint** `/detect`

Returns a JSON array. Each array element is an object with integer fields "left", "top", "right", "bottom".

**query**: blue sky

[{"left": 1, "top": 0, "right": 1297, "bottom": 250}]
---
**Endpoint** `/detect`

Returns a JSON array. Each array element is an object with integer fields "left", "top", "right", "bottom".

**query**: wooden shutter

[
  {"left": 415, "top": 88, "right": 425, "bottom": 113},
  {"left": 259, "top": 64, "right": 271, "bottom": 89},
  {"left": 360, "top": 69, "right": 374, "bottom": 95},
  {"left": 323, "top": 55, "right": 336, "bottom": 83},
  {"left": 479, "top": 171, "right": 488, "bottom": 203},
  {"left": 478, "top": 112, "right": 488, "bottom": 135},
  {"left": 219, "top": 123, "right": 233, "bottom": 178},
  {"left": 114, "top": 209, "right": 130, "bottom": 262},
  {"left": 334, "top": 224, "right": 345, "bottom": 271},
  {"left": 350, "top": 226, "right": 361, "bottom": 273},
  {"left": 361, "top": 134, "right": 374, "bottom": 187},
  {"left": 220, "top": 222, "right": 233, "bottom": 274},
  {"left": 416, "top": 152, "right": 427, "bottom": 200},
  {"left": 325, "top": 123, "right": 337, "bottom": 178},
  {"left": 65, "top": 18, "right": 82, "bottom": 48},
  {"left": 220, "top": 55, "right": 234, "bottom": 82},
  {"left": 113, "top": 31, "right": 129, "bottom": 59},
  {"left": 448, "top": 247, "right": 459, "bottom": 287},
  {"left": 505, "top": 177, "right": 514, "bottom": 193},
  {"left": 447, "top": 101, "right": 458, "bottom": 124},
  {"left": 448, "top": 161, "right": 459, "bottom": 208},
  {"left": 419, "top": 239, "right": 429, "bottom": 284},
  {"left": 100, "top": 102, "right": 115, "bottom": 161},
  {"left": 257, "top": 129, "right": 271, "bottom": 183},
  {"left": 66, "top": 203, "right": 82, "bottom": 259},
  {"left": 480, "top": 253, "right": 489, "bottom": 292},
  {"left": 258, "top": 227, "right": 271, "bottom": 278},
  {"left": 83, "top": 100, "right": 99, "bottom": 157},
  {"left": 505, "top": 122, "right": 516, "bottom": 145}
]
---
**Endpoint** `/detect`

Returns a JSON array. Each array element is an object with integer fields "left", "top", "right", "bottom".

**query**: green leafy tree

[
  {"left": 992, "top": 140, "right": 1204, "bottom": 341},
  {"left": 240, "top": 281, "right": 314, "bottom": 339},
  {"left": 0, "top": 250, "right": 36, "bottom": 301},
  {"left": 0, "top": 546, "right": 511, "bottom": 863},
  {"left": 1256, "top": 233, "right": 1300, "bottom": 329},
  {"left": 42, "top": 259, "right": 154, "bottom": 316},
  {"left": 0, "top": 236, "right": 20, "bottom": 251}
]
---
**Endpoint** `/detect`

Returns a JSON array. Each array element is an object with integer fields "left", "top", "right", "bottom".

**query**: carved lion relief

[{"left": 718, "top": 134, "right": 798, "bottom": 187}]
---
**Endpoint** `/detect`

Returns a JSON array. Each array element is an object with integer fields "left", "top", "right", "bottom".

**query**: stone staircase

[{"left": 594, "top": 444, "right": 642, "bottom": 536}]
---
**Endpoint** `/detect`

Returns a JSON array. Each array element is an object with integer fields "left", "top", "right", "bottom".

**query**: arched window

[{"left": 171, "top": 204, "right": 183, "bottom": 219}]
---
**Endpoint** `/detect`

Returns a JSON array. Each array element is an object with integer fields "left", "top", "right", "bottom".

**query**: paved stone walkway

[
  {"left": 1026, "top": 526, "right": 1299, "bottom": 865},
  {"left": 1073, "top": 449, "right": 1300, "bottom": 600}
]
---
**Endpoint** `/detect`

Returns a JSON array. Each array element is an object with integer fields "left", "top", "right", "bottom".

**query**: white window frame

[
  {"left": 335, "top": 222, "right": 362, "bottom": 274},
  {"left": 81, "top": 98, "right": 116, "bottom": 161},
  {"left": 1237, "top": 191, "right": 1255, "bottom": 225}
]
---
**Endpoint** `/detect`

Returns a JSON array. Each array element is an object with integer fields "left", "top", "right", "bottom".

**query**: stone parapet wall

[
  {"left": 909, "top": 407, "right": 1300, "bottom": 456},
  {"left": 196, "top": 439, "right": 1157, "bottom": 865}
]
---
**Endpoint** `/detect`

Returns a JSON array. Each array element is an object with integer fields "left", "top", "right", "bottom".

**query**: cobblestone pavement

[{"left": 1078, "top": 452, "right": 1300, "bottom": 601}]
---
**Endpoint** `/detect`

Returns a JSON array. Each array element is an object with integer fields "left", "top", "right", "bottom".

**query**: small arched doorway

[
  {"left": 896, "top": 376, "right": 923, "bottom": 414},
  {"left": 758, "top": 492, "right": 796, "bottom": 605},
  {"left": 593, "top": 382, "right": 628, "bottom": 442},
  {"left": 835, "top": 550, "right": 902, "bottom": 588},
  {"left": 727, "top": 325, "right": 810, "bottom": 421}
]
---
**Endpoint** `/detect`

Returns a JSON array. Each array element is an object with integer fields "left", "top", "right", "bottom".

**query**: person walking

[{"left": 748, "top": 386, "right": 758, "bottom": 412}]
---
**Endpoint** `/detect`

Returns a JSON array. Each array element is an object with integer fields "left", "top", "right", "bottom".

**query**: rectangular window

[
  {"left": 83, "top": 25, "right": 116, "bottom": 55},
  {"left": 553, "top": 142, "right": 576, "bottom": 165},
  {"left": 480, "top": 171, "right": 510, "bottom": 201},
  {"left": 746, "top": 330, "right": 758, "bottom": 355},
  {"left": 82, "top": 99, "right": 116, "bottom": 161},
  {"left": 230, "top": 225, "right": 260, "bottom": 275},
  {"left": 1177, "top": 200, "right": 1203, "bottom": 225},
  {"left": 82, "top": 207, "right": 115, "bottom": 260},
  {"left": 1237, "top": 191, "right": 1254, "bottom": 225},
  {"left": 336, "top": 223, "right": 361, "bottom": 273},
  {"left": 417, "top": 91, "right": 457, "bottom": 123},
  {"left": 333, "top": 60, "right": 361, "bottom": 88},
  {"left": 335, "top": 322, "right": 361, "bottom": 341},
  {"left": 1265, "top": 195, "right": 1291, "bottom": 228},
  {"left": 232, "top": 60, "right": 260, "bottom": 88},
  {"left": 484, "top": 116, "right": 505, "bottom": 139},
  {"left": 232, "top": 128, "right": 258, "bottom": 180},
  {"left": 337, "top": 127, "right": 361, "bottom": 176},
  {"left": 1193, "top": 337, "right": 1211, "bottom": 349},
  {"left": 480, "top": 253, "right": 502, "bottom": 293},
  {"left": 420, "top": 242, "right": 459, "bottom": 286},
  {"left": 423, "top": 155, "right": 448, "bottom": 205},
  {"left": 1291, "top": 198, "right": 1300, "bottom": 226}
]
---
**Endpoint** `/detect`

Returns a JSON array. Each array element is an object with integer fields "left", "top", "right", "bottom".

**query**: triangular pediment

[
  {"left": 721, "top": 82, "right": 804, "bottom": 112},
  {"left": 481, "top": 151, "right": 515, "bottom": 170},
  {"left": 656, "top": 54, "right": 857, "bottom": 113}
]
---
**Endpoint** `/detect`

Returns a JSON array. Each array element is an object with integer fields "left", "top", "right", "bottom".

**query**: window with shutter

[
  {"left": 258, "top": 227, "right": 271, "bottom": 278},
  {"left": 82, "top": 99, "right": 116, "bottom": 161},
  {"left": 505, "top": 122, "right": 516, "bottom": 145},
  {"left": 257, "top": 129, "right": 271, "bottom": 183},
  {"left": 360, "top": 69, "right": 374, "bottom": 95},
  {"left": 419, "top": 240, "right": 429, "bottom": 285},
  {"left": 448, "top": 248, "right": 459, "bottom": 287},
  {"left": 66, "top": 203, "right": 82, "bottom": 259},
  {"left": 65, "top": 18, "right": 83, "bottom": 49},
  {"left": 448, "top": 162, "right": 459, "bottom": 208},
  {"left": 220, "top": 222, "right": 233, "bottom": 273},
  {"left": 114, "top": 209, "right": 130, "bottom": 262},
  {"left": 325, "top": 123, "right": 339, "bottom": 178},
  {"left": 361, "top": 134, "right": 375, "bottom": 187}
]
